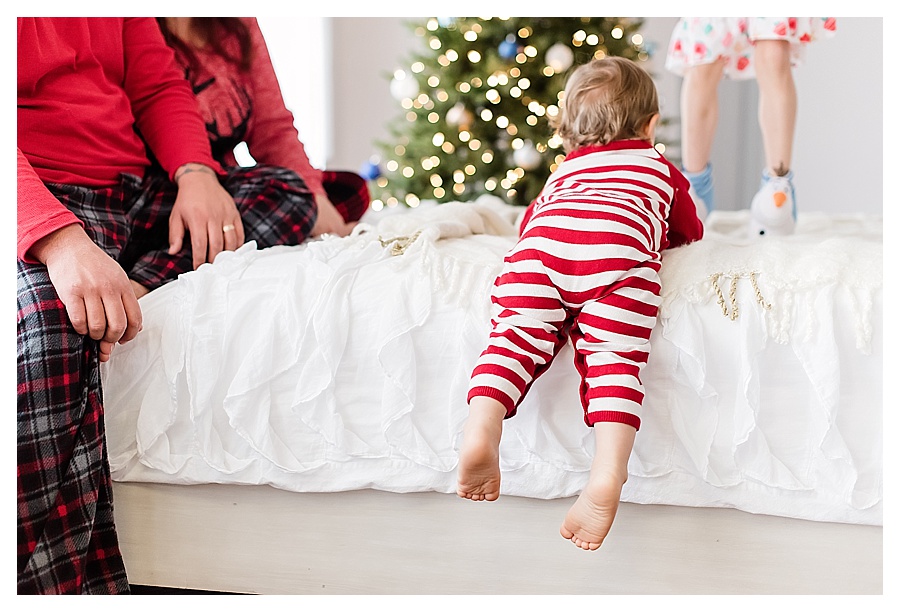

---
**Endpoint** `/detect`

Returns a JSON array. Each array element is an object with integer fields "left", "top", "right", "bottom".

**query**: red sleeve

[
  {"left": 663, "top": 158, "right": 704, "bottom": 248},
  {"left": 121, "top": 18, "right": 222, "bottom": 180},
  {"left": 518, "top": 200, "right": 537, "bottom": 235},
  {"left": 243, "top": 18, "right": 325, "bottom": 196},
  {"left": 17, "top": 148, "right": 83, "bottom": 262}
]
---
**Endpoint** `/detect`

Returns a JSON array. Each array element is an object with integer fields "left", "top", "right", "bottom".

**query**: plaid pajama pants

[
  {"left": 321, "top": 169, "right": 370, "bottom": 225},
  {"left": 17, "top": 164, "right": 320, "bottom": 594}
]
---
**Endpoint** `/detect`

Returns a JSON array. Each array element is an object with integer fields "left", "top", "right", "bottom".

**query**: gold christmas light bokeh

[{"left": 369, "top": 17, "right": 649, "bottom": 211}]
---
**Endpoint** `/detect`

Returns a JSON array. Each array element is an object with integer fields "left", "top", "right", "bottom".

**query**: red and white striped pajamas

[{"left": 468, "top": 140, "right": 703, "bottom": 430}]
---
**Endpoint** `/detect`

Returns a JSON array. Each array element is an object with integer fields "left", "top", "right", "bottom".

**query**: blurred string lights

[{"left": 366, "top": 17, "right": 649, "bottom": 210}]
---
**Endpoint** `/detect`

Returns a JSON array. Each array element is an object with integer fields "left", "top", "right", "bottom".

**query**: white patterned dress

[{"left": 665, "top": 17, "right": 837, "bottom": 80}]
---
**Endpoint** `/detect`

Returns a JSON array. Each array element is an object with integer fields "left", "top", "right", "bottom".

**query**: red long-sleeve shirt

[{"left": 17, "top": 17, "right": 221, "bottom": 261}]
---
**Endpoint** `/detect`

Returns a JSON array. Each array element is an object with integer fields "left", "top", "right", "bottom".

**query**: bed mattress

[{"left": 101, "top": 197, "right": 883, "bottom": 526}]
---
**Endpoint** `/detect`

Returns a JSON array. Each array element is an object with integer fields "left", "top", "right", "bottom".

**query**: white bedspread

[{"left": 102, "top": 197, "right": 883, "bottom": 526}]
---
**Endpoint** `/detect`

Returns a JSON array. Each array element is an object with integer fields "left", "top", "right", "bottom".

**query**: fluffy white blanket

[{"left": 101, "top": 197, "right": 883, "bottom": 526}]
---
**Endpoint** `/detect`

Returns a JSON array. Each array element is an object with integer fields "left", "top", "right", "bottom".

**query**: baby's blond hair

[{"left": 550, "top": 56, "right": 659, "bottom": 153}]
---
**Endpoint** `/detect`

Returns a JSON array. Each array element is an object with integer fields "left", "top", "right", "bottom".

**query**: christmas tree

[{"left": 366, "top": 17, "right": 649, "bottom": 210}]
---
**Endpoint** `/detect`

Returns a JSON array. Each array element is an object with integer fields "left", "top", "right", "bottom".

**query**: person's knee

[
  {"left": 17, "top": 263, "right": 90, "bottom": 363},
  {"left": 17, "top": 263, "right": 63, "bottom": 316},
  {"left": 327, "top": 170, "right": 369, "bottom": 198},
  {"left": 753, "top": 40, "right": 791, "bottom": 74},
  {"left": 227, "top": 164, "right": 311, "bottom": 198},
  {"left": 685, "top": 58, "right": 726, "bottom": 89},
  {"left": 338, "top": 170, "right": 366, "bottom": 192}
]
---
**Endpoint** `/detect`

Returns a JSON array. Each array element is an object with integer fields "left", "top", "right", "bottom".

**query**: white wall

[
  {"left": 328, "top": 18, "right": 412, "bottom": 174},
  {"left": 792, "top": 17, "right": 883, "bottom": 215},
  {"left": 257, "top": 16, "right": 330, "bottom": 168},
  {"left": 261, "top": 16, "right": 883, "bottom": 215}
]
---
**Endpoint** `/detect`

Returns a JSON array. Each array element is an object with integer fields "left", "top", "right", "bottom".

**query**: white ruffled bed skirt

[{"left": 102, "top": 198, "right": 883, "bottom": 526}]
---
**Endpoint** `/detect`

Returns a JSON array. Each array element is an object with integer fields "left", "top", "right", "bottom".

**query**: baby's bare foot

[
  {"left": 456, "top": 401, "right": 505, "bottom": 501},
  {"left": 560, "top": 471, "right": 625, "bottom": 550}
]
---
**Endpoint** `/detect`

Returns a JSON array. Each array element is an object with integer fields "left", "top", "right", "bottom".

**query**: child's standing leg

[
  {"left": 749, "top": 39, "right": 798, "bottom": 236},
  {"left": 681, "top": 58, "right": 726, "bottom": 175},
  {"left": 457, "top": 396, "right": 507, "bottom": 501},
  {"left": 754, "top": 39, "right": 797, "bottom": 178},
  {"left": 560, "top": 422, "right": 636, "bottom": 550},
  {"left": 680, "top": 58, "right": 726, "bottom": 214}
]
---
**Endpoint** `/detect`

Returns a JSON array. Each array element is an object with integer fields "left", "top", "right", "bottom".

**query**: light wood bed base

[{"left": 112, "top": 481, "right": 882, "bottom": 595}]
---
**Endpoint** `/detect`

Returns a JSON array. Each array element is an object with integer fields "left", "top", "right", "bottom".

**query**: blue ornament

[
  {"left": 359, "top": 160, "right": 382, "bottom": 180},
  {"left": 498, "top": 37, "right": 518, "bottom": 59}
]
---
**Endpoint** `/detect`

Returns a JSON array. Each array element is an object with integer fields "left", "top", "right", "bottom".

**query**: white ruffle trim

[{"left": 102, "top": 200, "right": 882, "bottom": 526}]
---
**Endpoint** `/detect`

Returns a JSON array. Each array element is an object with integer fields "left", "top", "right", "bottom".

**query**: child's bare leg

[
  {"left": 457, "top": 396, "right": 507, "bottom": 501},
  {"left": 560, "top": 422, "right": 636, "bottom": 550},
  {"left": 680, "top": 58, "right": 726, "bottom": 173},
  {"left": 754, "top": 39, "right": 796, "bottom": 176}
]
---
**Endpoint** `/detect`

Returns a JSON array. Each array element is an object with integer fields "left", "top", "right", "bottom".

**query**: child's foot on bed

[
  {"left": 456, "top": 398, "right": 506, "bottom": 501},
  {"left": 560, "top": 470, "right": 625, "bottom": 550}
]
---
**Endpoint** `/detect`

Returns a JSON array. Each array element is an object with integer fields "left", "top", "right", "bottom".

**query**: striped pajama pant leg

[
  {"left": 467, "top": 212, "right": 661, "bottom": 430},
  {"left": 467, "top": 233, "right": 574, "bottom": 417},
  {"left": 570, "top": 263, "right": 662, "bottom": 430}
]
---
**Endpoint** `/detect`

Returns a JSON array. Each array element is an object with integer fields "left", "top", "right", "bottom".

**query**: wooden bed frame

[{"left": 112, "top": 481, "right": 882, "bottom": 595}]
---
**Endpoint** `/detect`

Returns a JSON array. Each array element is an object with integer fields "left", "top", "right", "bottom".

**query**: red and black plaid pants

[
  {"left": 321, "top": 169, "right": 370, "bottom": 226},
  {"left": 17, "top": 164, "right": 367, "bottom": 594}
]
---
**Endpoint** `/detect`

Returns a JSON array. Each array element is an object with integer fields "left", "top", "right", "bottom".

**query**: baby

[{"left": 457, "top": 56, "right": 704, "bottom": 550}]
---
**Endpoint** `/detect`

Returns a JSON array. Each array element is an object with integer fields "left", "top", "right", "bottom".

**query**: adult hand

[
  {"left": 30, "top": 224, "right": 143, "bottom": 363},
  {"left": 168, "top": 163, "right": 245, "bottom": 269},
  {"left": 311, "top": 192, "right": 356, "bottom": 238}
]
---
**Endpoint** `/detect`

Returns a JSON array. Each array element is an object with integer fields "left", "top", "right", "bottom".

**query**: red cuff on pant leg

[
  {"left": 586, "top": 410, "right": 641, "bottom": 431},
  {"left": 467, "top": 386, "right": 518, "bottom": 418}
]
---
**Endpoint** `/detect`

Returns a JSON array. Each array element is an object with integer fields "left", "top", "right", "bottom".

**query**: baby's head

[{"left": 551, "top": 56, "right": 660, "bottom": 153}]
